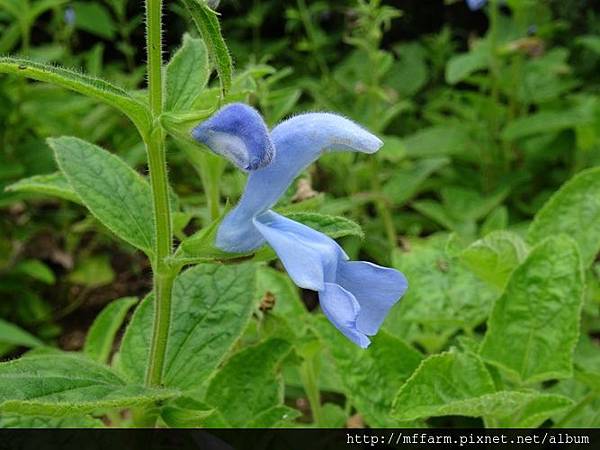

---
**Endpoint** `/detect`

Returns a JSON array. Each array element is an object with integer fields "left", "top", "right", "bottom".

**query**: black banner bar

[{"left": 0, "top": 428, "right": 596, "bottom": 450}]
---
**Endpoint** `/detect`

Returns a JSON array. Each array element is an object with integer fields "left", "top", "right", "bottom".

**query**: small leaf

[
  {"left": 178, "top": 212, "right": 361, "bottom": 264},
  {"left": 50, "top": 137, "right": 155, "bottom": 255},
  {"left": 315, "top": 319, "right": 422, "bottom": 427},
  {"left": 0, "top": 57, "right": 149, "bottom": 130},
  {"left": 257, "top": 266, "right": 306, "bottom": 319},
  {"left": 68, "top": 255, "right": 115, "bottom": 288},
  {"left": 460, "top": 231, "right": 529, "bottom": 290},
  {"left": 181, "top": 0, "right": 232, "bottom": 95},
  {"left": 160, "top": 396, "right": 214, "bottom": 428},
  {"left": 528, "top": 167, "right": 600, "bottom": 267},
  {"left": 388, "top": 234, "right": 496, "bottom": 329},
  {"left": 402, "top": 125, "right": 473, "bottom": 159},
  {"left": 392, "top": 349, "right": 570, "bottom": 425},
  {"left": 14, "top": 260, "right": 56, "bottom": 284},
  {"left": 392, "top": 349, "right": 495, "bottom": 420},
  {"left": 84, "top": 297, "right": 138, "bottom": 364},
  {"left": 383, "top": 158, "right": 449, "bottom": 206},
  {"left": 494, "top": 393, "right": 574, "bottom": 428},
  {"left": 0, "top": 354, "right": 178, "bottom": 416},
  {"left": 117, "top": 263, "right": 257, "bottom": 390},
  {"left": 284, "top": 212, "right": 364, "bottom": 239},
  {"left": 204, "top": 339, "right": 291, "bottom": 427},
  {"left": 551, "top": 379, "right": 600, "bottom": 427},
  {"left": 6, "top": 172, "right": 80, "bottom": 203},
  {"left": 480, "top": 236, "right": 584, "bottom": 383},
  {"left": 247, "top": 405, "right": 302, "bottom": 428},
  {"left": 0, "top": 318, "right": 44, "bottom": 348},
  {"left": 445, "top": 44, "right": 489, "bottom": 84},
  {"left": 502, "top": 109, "right": 592, "bottom": 141},
  {"left": 177, "top": 213, "right": 252, "bottom": 263},
  {"left": 71, "top": 1, "right": 117, "bottom": 40},
  {"left": 165, "top": 34, "right": 210, "bottom": 111}
]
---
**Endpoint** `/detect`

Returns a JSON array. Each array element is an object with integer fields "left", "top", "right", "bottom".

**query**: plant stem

[
  {"left": 146, "top": 0, "right": 163, "bottom": 116},
  {"left": 300, "top": 357, "right": 323, "bottom": 426},
  {"left": 144, "top": 0, "right": 175, "bottom": 388}
]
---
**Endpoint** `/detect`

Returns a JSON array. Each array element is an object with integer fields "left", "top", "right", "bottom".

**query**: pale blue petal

[
  {"left": 337, "top": 261, "right": 408, "bottom": 336},
  {"left": 252, "top": 211, "right": 345, "bottom": 290},
  {"left": 252, "top": 211, "right": 403, "bottom": 347},
  {"left": 191, "top": 103, "right": 274, "bottom": 171},
  {"left": 466, "top": 0, "right": 487, "bottom": 10},
  {"left": 319, "top": 283, "right": 370, "bottom": 348},
  {"left": 217, "top": 112, "right": 382, "bottom": 252}
]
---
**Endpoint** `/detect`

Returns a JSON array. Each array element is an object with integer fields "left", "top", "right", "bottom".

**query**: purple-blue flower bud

[
  {"left": 191, "top": 103, "right": 275, "bottom": 171},
  {"left": 466, "top": 0, "right": 487, "bottom": 11}
]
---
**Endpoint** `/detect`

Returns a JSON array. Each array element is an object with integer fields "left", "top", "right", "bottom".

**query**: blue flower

[
  {"left": 466, "top": 0, "right": 487, "bottom": 10},
  {"left": 64, "top": 6, "right": 76, "bottom": 25},
  {"left": 192, "top": 103, "right": 274, "bottom": 171},
  {"left": 193, "top": 104, "right": 408, "bottom": 348}
]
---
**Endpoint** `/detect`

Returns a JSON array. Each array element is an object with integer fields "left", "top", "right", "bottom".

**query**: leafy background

[{"left": 1, "top": 0, "right": 600, "bottom": 428}]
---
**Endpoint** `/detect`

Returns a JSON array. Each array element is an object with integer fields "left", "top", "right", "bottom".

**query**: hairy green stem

[
  {"left": 146, "top": 0, "right": 163, "bottom": 116},
  {"left": 144, "top": 0, "right": 175, "bottom": 388}
]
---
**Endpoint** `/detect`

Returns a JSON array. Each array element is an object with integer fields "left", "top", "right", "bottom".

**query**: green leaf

[
  {"left": 181, "top": 0, "right": 232, "bottom": 95},
  {"left": 577, "top": 35, "right": 600, "bottom": 54},
  {"left": 0, "top": 318, "right": 44, "bottom": 348},
  {"left": 165, "top": 34, "right": 210, "bottom": 111},
  {"left": 71, "top": 2, "right": 117, "bottom": 40},
  {"left": 204, "top": 339, "right": 291, "bottom": 427},
  {"left": 247, "top": 405, "right": 302, "bottom": 428},
  {"left": 68, "top": 255, "right": 115, "bottom": 288},
  {"left": 460, "top": 231, "right": 529, "bottom": 290},
  {"left": 387, "top": 234, "right": 496, "bottom": 329},
  {"left": 14, "top": 259, "right": 56, "bottom": 284},
  {"left": 284, "top": 212, "right": 364, "bottom": 239},
  {"left": 393, "top": 349, "right": 495, "bottom": 420},
  {"left": 178, "top": 212, "right": 362, "bottom": 265},
  {"left": 480, "top": 236, "right": 584, "bottom": 383},
  {"left": 502, "top": 109, "right": 592, "bottom": 141},
  {"left": 493, "top": 393, "right": 573, "bottom": 428},
  {"left": 445, "top": 44, "right": 489, "bottom": 84},
  {"left": 402, "top": 125, "right": 473, "bottom": 159},
  {"left": 480, "top": 206, "right": 508, "bottom": 236},
  {"left": 392, "top": 349, "right": 572, "bottom": 425},
  {"left": 315, "top": 320, "right": 422, "bottom": 427},
  {"left": 0, "top": 57, "right": 149, "bottom": 130},
  {"left": 0, "top": 354, "right": 178, "bottom": 416},
  {"left": 551, "top": 379, "right": 600, "bottom": 427},
  {"left": 257, "top": 266, "right": 306, "bottom": 319},
  {"left": 50, "top": 137, "right": 155, "bottom": 255},
  {"left": 160, "top": 396, "right": 214, "bottom": 428},
  {"left": 117, "top": 263, "right": 257, "bottom": 390},
  {"left": 387, "top": 43, "right": 428, "bottom": 97},
  {"left": 5, "top": 172, "right": 80, "bottom": 203},
  {"left": 177, "top": 220, "right": 251, "bottom": 263},
  {"left": 412, "top": 200, "right": 457, "bottom": 231},
  {"left": 383, "top": 158, "right": 449, "bottom": 206},
  {"left": 84, "top": 297, "right": 138, "bottom": 364},
  {"left": 528, "top": 167, "right": 600, "bottom": 267},
  {"left": 441, "top": 185, "right": 509, "bottom": 224},
  {"left": 0, "top": 414, "right": 104, "bottom": 428}
]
